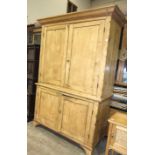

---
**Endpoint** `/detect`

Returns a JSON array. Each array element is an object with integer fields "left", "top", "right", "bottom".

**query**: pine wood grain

[
  {"left": 105, "top": 112, "right": 127, "bottom": 155},
  {"left": 34, "top": 6, "right": 126, "bottom": 155}
]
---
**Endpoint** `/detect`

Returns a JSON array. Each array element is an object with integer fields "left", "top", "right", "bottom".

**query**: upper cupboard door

[
  {"left": 65, "top": 21, "right": 105, "bottom": 95},
  {"left": 40, "top": 25, "right": 68, "bottom": 86}
]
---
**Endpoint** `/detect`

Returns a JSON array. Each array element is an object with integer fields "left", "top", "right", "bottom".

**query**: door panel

[
  {"left": 36, "top": 88, "right": 62, "bottom": 130},
  {"left": 40, "top": 25, "right": 68, "bottom": 86},
  {"left": 60, "top": 96, "right": 93, "bottom": 142},
  {"left": 65, "top": 21, "right": 105, "bottom": 95}
]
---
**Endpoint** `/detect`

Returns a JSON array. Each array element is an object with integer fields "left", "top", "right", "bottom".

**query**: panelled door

[
  {"left": 60, "top": 95, "right": 93, "bottom": 143},
  {"left": 35, "top": 87, "right": 62, "bottom": 131},
  {"left": 64, "top": 20, "right": 105, "bottom": 95},
  {"left": 39, "top": 25, "right": 68, "bottom": 86}
]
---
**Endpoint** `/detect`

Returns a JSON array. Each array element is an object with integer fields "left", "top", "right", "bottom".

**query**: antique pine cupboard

[{"left": 33, "top": 5, "right": 126, "bottom": 155}]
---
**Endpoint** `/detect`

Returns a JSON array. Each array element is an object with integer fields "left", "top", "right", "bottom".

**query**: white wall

[
  {"left": 27, "top": 0, "right": 67, "bottom": 24},
  {"left": 27, "top": 0, "right": 91, "bottom": 25},
  {"left": 28, "top": 0, "right": 126, "bottom": 25},
  {"left": 91, "top": 0, "right": 127, "bottom": 15},
  {"left": 71, "top": 0, "right": 91, "bottom": 11}
]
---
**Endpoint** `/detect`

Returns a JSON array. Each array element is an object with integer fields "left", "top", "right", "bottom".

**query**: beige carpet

[{"left": 27, "top": 122, "right": 107, "bottom": 155}]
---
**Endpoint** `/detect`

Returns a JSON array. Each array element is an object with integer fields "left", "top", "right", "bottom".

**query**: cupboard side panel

[
  {"left": 93, "top": 99, "right": 110, "bottom": 146},
  {"left": 102, "top": 19, "right": 122, "bottom": 99},
  {"left": 87, "top": 99, "right": 110, "bottom": 147}
]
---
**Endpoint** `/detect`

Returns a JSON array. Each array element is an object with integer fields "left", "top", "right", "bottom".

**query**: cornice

[{"left": 38, "top": 5, "right": 126, "bottom": 27}]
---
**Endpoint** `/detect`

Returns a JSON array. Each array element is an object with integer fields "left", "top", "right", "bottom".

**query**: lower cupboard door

[
  {"left": 60, "top": 96, "right": 93, "bottom": 143},
  {"left": 36, "top": 88, "right": 62, "bottom": 131}
]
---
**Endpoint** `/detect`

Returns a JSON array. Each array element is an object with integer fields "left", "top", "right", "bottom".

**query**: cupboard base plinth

[
  {"left": 32, "top": 120, "right": 40, "bottom": 127},
  {"left": 83, "top": 146, "right": 93, "bottom": 155}
]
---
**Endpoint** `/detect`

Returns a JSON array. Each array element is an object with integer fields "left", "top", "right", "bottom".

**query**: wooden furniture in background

[
  {"left": 27, "top": 45, "right": 40, "bottom": 79},
  {"left": 116, "top": 24, "right": 127, "bottom": 85},
  {"left": 33, "top": 6, "right": 126, "bottom": 155},
  {"left": 33, "top": 27, "right": 42, "bottom": 45},
  {"left": 110, "top": 23, "right": 127, "bottom": 114},
  {"left": 27, "top": 24, "right": 34, "bottom": 45},
  {"left": 109, "top": 108, "right": 126, "bottom": 118},
  {"left": 105, "top": 112, "right": 127, "bottom": 155},
  {"left": 67, "top": 0, "right": 78, "bottom": 13},
  {"left": 27, "top": 45, "right": 40, "bottom": 121},
  {"left": 27, "top": 25, "right": 42, "bottom": 45},
  {"left": 27, "top": 26, "right": 41, "bottom": 121},
  {"left": 115, "top": 81, "right": 127, "bottom": 87}
]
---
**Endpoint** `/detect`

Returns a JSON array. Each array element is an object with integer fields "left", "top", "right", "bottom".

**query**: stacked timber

[{"left": 111, "top": 86, "right": 127, "bottom": 111}]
